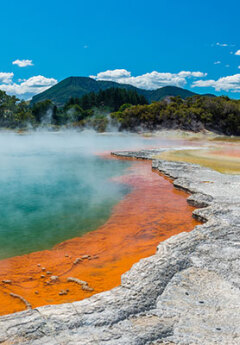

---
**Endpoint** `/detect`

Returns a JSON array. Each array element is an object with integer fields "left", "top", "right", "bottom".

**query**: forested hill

[{"left": 31, "top": 76, "right": 198, "bottom": 106}]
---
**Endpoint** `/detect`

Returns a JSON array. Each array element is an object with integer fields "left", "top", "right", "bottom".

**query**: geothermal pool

[
  {"left": 0, "top": 133, "right": 132, "bottom": 259},
  {"left": 0, "top": 131, "right": 200, "bottom": 315}
]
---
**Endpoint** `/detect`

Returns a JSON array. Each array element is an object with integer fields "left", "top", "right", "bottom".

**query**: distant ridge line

[{"left": 31, "top": 76, "right": 215, "bottom": 106}]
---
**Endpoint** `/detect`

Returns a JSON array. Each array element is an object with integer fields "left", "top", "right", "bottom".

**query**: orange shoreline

[{"left": 0, "top": 157, "right": 200, "bottom": 315}]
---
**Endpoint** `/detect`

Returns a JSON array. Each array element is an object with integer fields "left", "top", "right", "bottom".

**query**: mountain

[
  {"left": 31, "top": 76, "right": 199, "bottom": 106},
  {"left": 145, "top": 86, "right": 197, "bottom": 102}
]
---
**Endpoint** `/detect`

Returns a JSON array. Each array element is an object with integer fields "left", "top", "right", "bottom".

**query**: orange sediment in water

[{"left": 0, "top": 159, "right": 200, "bottom": 315}]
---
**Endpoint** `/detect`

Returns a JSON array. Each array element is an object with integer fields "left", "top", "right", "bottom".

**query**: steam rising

[{"left": 0, "top": 130, "right": 167, "bottom": 259}]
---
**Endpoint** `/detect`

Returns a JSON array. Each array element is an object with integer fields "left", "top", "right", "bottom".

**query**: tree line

[
  {"left": 65, "top": 87, "right": 148, "bottom": 111},
  {"left": 0, "top": 88, "right": 148, "bottom": 131},
  {"left": 111, "top": 95, "right": 240, "bottom": 135},
  {"left": 0, "top": 88, "right": 240, "bottom": 135}
]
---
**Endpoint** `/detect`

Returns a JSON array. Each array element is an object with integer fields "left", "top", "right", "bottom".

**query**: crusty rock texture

[{"left": 1, "top": 150, "right": 240, "bottom": 345}]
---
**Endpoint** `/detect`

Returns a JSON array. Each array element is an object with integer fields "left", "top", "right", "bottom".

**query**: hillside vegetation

[
  {"left": 111, "top": 95, "right": 240, "bottom": 135},
  {"left": 0, "top": 90, "right": 34, "bottom": 128},
  {"left": 0, "top": 88, "right": 239, "bottom": 135},
  {"left": 65, "top": 87, "right": 148, "bottom": 111}
]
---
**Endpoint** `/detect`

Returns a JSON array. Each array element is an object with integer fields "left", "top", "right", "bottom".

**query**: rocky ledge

[{"left": 1, "top": 150, "right": 240, "bottom": 345}]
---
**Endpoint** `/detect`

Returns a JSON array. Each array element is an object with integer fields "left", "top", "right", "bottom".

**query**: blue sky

[{"left": 0, "top": 0, "right": 240, "bottom": 99}]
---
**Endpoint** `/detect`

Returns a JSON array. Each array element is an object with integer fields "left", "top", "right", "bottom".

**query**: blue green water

[
  {"left": 0, "top": 131, "right": 176, "bottom": 260},
  {"left": 0, "top": 132, "right": 136, "bottom": 259}
]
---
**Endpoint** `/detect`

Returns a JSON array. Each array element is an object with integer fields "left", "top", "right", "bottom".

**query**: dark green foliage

[
  {"left": 145, "top": 86, "right": 198, "bottom": 102},
  {"left": 119, "top": 103, "right": 132, "bottom": 112},
  {"left": 83, "top": 115, "right": 109, "bottom": 132},
  {"left": 32, "top": 100, "right": 56, "bottom": 123},
  {"left": 65, "top": 87, "right": 148, "bottom": 111},
  {"left": 30, "top": 77, "right": 200, "bottom": 107},
  {"left": 111, "top": 96, "right": 240, "bottom": 135},
  {"left": 0, "top": 90, "right": 34, "bottom": 128}
]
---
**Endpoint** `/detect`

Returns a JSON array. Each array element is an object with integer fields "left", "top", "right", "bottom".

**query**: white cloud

[
  {"left": 192, "top": 74, "right": 240, "bottom": 92},
  {"left": 216, "top": 42, "right": 228, "bottom": 47},
  {"left": 12, "top": 59, "right": 33, "bottom": 67},
  {"left": 0, "top": 75, "right": 57, "bottom": 97},
  {"left": 235, "top": 50, "right": 240, "bottom": 56},
  {"left": 90, "top": 69, "right": 207, "bottom": 90},
  {"left": 178, "top": 71, "right": 206, "bottom": 78},
  {"left": 214, "top": 61, "right": 221, "bottom": 64},
  {"left": 238, "top": 66, "right": 240, "bottom": 69},
  {"left": 0, "top": 72, "right": 14, "bottom": 84},
  {"left": 213, "top": 43, "right": 235, "bottom": 49},
  {"left": 91, "top": 69, "right": 131, "bottom": 80}
]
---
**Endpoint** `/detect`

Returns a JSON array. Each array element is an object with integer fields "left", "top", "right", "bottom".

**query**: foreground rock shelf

[{"left": 1, "top": 149, "right": 240, "bottom": 345}]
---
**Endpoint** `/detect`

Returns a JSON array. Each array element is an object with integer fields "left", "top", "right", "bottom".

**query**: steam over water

[{"left": 0, "top": 131, "right": 172, "bottom": 260}]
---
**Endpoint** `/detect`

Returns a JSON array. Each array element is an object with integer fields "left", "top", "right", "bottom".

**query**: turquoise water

[
  {"left": 0, "top": 132, "right": 137, "bottom": 259},
  {"left": 0, "top": 130, "right": 182, "bottom": 260}
]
